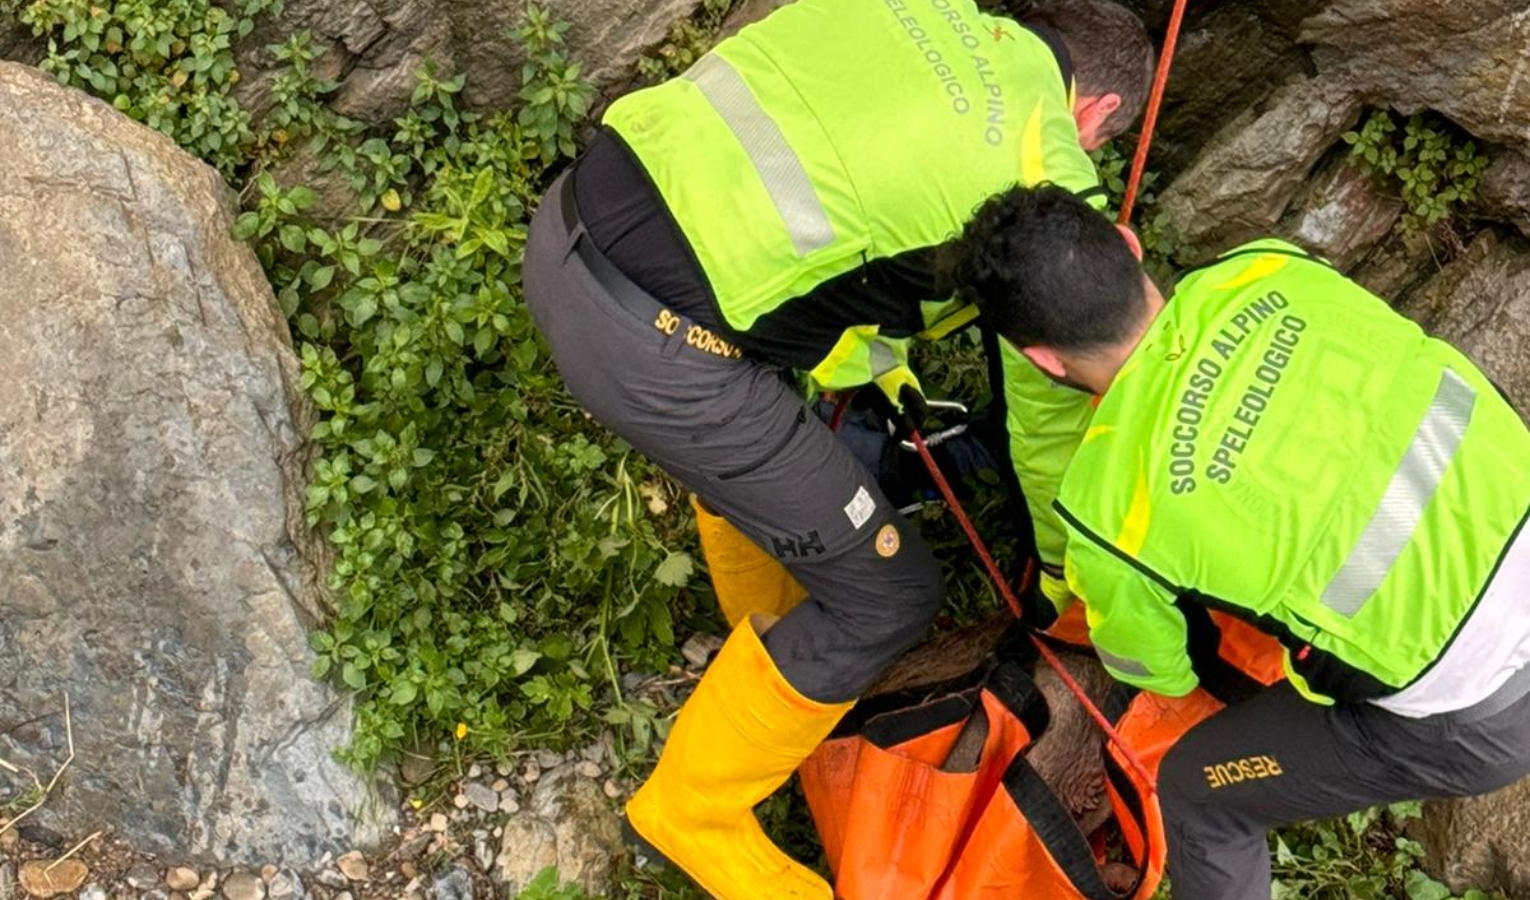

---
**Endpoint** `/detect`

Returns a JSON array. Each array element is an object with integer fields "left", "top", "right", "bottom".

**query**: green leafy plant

[
  {"left": 1090, "top": 140, "right": 1185, "bottom": 285},
  {"left": 22, "top": 0, "right": 282, "bottom": 174},
  {"left": 216, "top": 7, "right": 709, "bottom": 771},
  {"left": 1271, "top": 802, "right": 1504, "bottom": 900},
  {"left": 515, "top": 4, "right": 595, "bottom": 165},
  {"left": 1343, "top": 109, "right": 1488, "bottom": 234},
  {"left": 635, "top": 0, "right": 737, "bottom": 84}
]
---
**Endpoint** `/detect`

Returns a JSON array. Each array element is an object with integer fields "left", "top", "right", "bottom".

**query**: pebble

[
  {"left": 80, "top": 884, "right": 108, "bottom": 900},
  {"left": 462, "top": 782, "right": 499, "bottom": 813},
  {"left": 681, "top": 633, "right": 724, "bottom": 668},
  {"left": 314, "top": 869, "right": 349, "bottom": 890},
  {"left": 431, "top": 865, "right": 474, "bottom": 900},
  {"left": 496, "top": 761, "right": 513, "bottom": 778},
  {"left": 0, "top": 863, "right": 13, "bottom": 900},
  {"left": 521, "top": 758, "right": 541, "bottom": 784},
  {"left": 575, "top": 760, "right": 602, "bottom": 779},
  {"left": 428, "top": 813, "right": 449, "bottom": 833},
  {"left": 499, "top": 793, "right": 521, "bottom": 815},
  {"left": 266, "top": 870, "right": 302, "bottom": 899},
  {"left": 336, "top": 851, "right": 369, "bottom": 882},
  {"left": 260, "top": 864, "right": 278, "bottom": 883},
  {"left": 221, "top": 871, "right": 265, "bottom": 900},
  {"left": 536, "top": 750, "right": 563, "bottom": 769},
  {"left": 467, "top": 764, "right": 482, "bottom": 779},
  {"left": 336, "top": 892, "right": 355, "bottom": 900},
  {"left": 167, "top": 867, "right": 202, "bottom": 892},
  {"left": 0, "top": 829, "right": 15, "bottom": 850},
  {"left": 603, "top": 779, "right": 623, "bottom": 799},
  {"left": 190, "top": 889, "right": 215, "bottom": 900},
  {"left": 452, "top": 792, "right": 470, "bottom": 809},
  {"left": 142, "top": 891, "right": 170, "bottom": 900},
  {"left": 128, "top": 863, "right": 164, "bottom": 890},
  {"left": 490, "top": 778, "right": 509, "bottom": 792},
  {"left": 492, "top": 826, "right": 503, "bottom": 838}
]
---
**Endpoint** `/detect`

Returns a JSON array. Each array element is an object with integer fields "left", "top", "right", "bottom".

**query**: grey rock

[
  {"left": 494, "top": 775, "right": 622, "bottom": 899},
  {"left": 681, "top": 633, "right": 724, "bottom": 669},
  {"left": 143, "top": 891, "right": 171, "bottom": 900},
  {"left": 246, "top": 0, "right": 706, "bottom": 217},
  {"left": 1478, "top": 149, "right": 1530, "bottom": 240},
  {"left": 265, "top": 870, "right": 303, "bottom": 900},
  {"left": 1277, "top": 154, "right": 1404, "bottom": 271},
  {"left": 1158, "top": 75, "right": 1363, "bottom": 260},
  {"left": 0, "top": 864, "right": 13, "bottom": 900},
  {"left": 1302, "top": 0, "right": 1530, "bottom": 151},
  {"left": 1348, "top": 229, "right": 1439, "bottom": 302},
  {"left": 461, "top": 782, "right": 499, "bottom": 814},
  {"left": 314, "top": 869, "right": 349, "bottom": 890},
  {"left": 1143, "top": 2, "right": 1317, "bottom": 181},
  {"left": 0, "top": 61, "right": 394, "bottom": 864},
  {"left": 128, "top": 865, "right": 163, "bottom": 890},
  {"left": 430, "top": 865, "right": 474, "bottom": 900},
  {"left": 80, "top": 884, "right": 108, "bottom": 900},
  {"left": 1394, "top": 229, "right": 1530, "bottom": 413},
  {"left": 1421, "top": 776, "right": 1530, "bottom": 898}
]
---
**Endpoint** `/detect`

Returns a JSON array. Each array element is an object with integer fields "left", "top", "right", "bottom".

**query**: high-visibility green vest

[
  {"left": 603, "top": 0, "right": 1098, "bottom": 390},
  {"left": 1056, "top": 239, "right": 1530, "bottom": 704}
]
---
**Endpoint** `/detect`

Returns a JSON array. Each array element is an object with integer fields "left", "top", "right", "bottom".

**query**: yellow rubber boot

[
  {"left": 626, "top": 616, "right": 852, "bottom": 900},
  {"left": 693, "top": 495, "right": 807, "bottom": 628}
]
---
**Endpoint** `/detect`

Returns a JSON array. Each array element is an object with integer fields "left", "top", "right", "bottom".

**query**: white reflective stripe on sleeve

[
  {"left": 1322, "top": 369, "right": 1477, "bottom": 618},
  {"left": 1096, "top": 646, "right": 1151, "bottom": 679},
  {"left": 1374, "top": 522, "right": 1530, "bottom": 717},
  {"left": 683, "top": 54, "right": 835, "bottom": 257}
]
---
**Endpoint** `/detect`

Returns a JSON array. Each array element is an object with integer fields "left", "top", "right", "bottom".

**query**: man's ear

[
  {"left": 1021, "top": 345, "right": 1068, "bottom": 379},
  {"left": 1073, "top": 93, "right": 1122, "bottom": 150},
  {"left": 1115, "top": 223, "right": 1144, "bottom": 261}
]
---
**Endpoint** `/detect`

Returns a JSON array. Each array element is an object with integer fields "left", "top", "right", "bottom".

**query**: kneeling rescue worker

[
  {"left": 521, "top": 1, "right": 1152, "bottom": 897},
  {"left": 952, "top": 183, "right": 1530, "bottom": 900}
]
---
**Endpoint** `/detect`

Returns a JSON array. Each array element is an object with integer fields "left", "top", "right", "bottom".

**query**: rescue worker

[
  {"left": 521, "top": 0, "right": 1153, "bottom": 896},
  {"left": 950, "top": 183, "right": 1530, "bottom": 900}
]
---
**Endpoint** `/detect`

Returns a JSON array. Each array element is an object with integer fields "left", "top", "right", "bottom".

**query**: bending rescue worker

[
  {"left": 522, "top": 0, "right": 1151, "bottom": 897},
  {"left": 952, "top": 183, "right": 1530, "bottom": 900}
]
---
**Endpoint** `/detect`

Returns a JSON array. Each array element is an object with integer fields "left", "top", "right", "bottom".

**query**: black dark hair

[
  {"left": 1023, "top": 0, "right": 1154, "bottom": 140},
  {"left": 953, "top": 183, "right": 1146, "bottom": 352}
]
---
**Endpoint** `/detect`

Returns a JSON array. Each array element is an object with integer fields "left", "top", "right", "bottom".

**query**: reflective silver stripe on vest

[
  {"left": 1097, "top": 647, "right": 1151, "bottom": 679},
  {"left": 869, "top": 339, "right": 900, "bottom": 378},
  {"left": 684, "top": 54, "right": 836, "bottom": 256},
  {"left": 1322, "top": 369, "right": 1477, "bottom": 617}
]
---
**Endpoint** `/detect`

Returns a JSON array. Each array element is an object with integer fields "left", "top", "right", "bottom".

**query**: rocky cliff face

[{"left": 0, "top": 61, "right": 391, "bottom": 865}]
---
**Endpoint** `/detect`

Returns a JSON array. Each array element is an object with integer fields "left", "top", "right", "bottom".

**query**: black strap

[
  {"left": 557, "top": 172, "right": 667, "bottom": 324},
  {"left": 1003, "top": 754, "right": 1132, "bottom": 900}
]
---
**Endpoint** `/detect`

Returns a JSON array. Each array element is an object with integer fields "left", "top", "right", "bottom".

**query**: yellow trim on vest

[
  {"left": 1021, "top": 100, "right": 1048, "bottom": 185},
  {"left": 1212, "top": 254, "right": 1289, "bottom": 291},
  {"left": 1117, "top": 450, "right": 1153, "bottom": 557},
  {"left": 917, "top": 303, "right": 981, "bottom": 341}
]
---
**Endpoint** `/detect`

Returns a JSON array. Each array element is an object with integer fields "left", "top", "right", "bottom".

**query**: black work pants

[
  {"left": 522, "top": 171, "right": 943, "bottom": 703},
  {"left": 1158, "top": 673, "right": 1530, "bottom": 900}
]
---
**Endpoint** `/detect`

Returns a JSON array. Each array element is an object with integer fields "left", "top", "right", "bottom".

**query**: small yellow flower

[
  {"left": 381, "top": 189, "right": 402, "bottom": 212},
  {"left": 455, "top": 722, "right": 469, "bottom": 740}
]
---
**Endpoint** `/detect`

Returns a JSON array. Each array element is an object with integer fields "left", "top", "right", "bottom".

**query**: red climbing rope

[
  {"left": 1118, "top": 0, "right": 1191, "bottom": 226},
  {"left": 893, "top": 0, "right": 1195, "bottom": 790},
  {"left": 907, "top": 427, "right": 1157, "bottom": 792}
]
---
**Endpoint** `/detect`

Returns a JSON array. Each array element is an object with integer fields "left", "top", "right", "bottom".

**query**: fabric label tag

[{"left": 844, "top": 485, "right": 876, "bottom": 530}]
